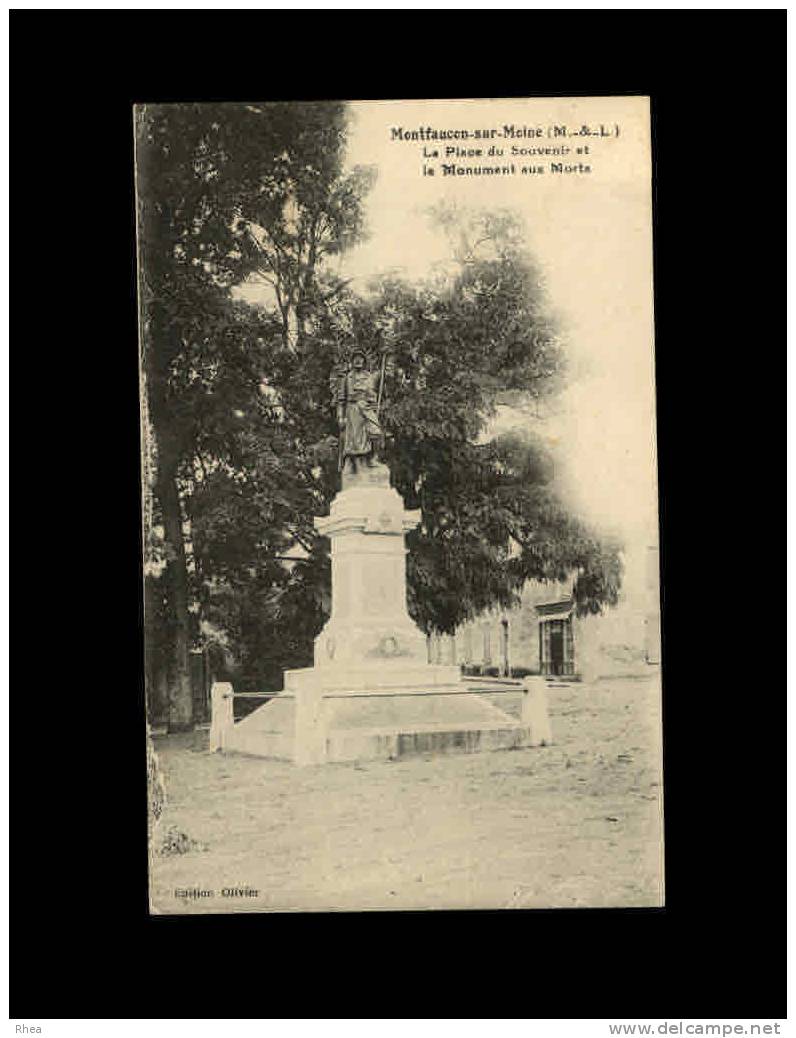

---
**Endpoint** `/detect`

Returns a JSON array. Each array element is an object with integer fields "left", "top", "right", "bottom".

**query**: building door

[
  {"left": 540, "top": 617, "right": 575, "bottom": 676},
  {"left": 549, "top": 621, "right": 565, "bottom": 676}
]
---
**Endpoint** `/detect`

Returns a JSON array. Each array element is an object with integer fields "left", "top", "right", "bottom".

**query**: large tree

[{"left": 136, "top": 102, "right": 373, "bottom": 726}]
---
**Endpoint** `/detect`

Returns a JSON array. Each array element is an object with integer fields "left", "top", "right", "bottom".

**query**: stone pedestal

[
  {"left": 310, "top": 462, "right": 429, "bottom": 670},
  {"left": 222, "top": 464, "right": 536, "bottom": 764}
]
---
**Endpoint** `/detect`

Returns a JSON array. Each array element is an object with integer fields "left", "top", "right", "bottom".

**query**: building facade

[{"left": 429, "top": 545, "right": 661, "bottom": 682}]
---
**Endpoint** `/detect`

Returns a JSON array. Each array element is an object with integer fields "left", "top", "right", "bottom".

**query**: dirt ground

[{"left": 149, "top": 674, "right": 664, "bottom": 913}]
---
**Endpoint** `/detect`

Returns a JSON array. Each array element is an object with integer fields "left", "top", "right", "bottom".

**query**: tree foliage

[{"left": 261, "top": 204, "right": 622, "bottom": 639}]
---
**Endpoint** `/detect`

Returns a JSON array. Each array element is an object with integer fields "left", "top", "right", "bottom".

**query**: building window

[
  {"left": 462, "top": 627, "right": 472, "bottom": 664},
  {"left": 482, "top": 624, "right": 492, "bottom": 665},
  {"left": 501, "top": 619, "right": 510, "bottom": 677}
]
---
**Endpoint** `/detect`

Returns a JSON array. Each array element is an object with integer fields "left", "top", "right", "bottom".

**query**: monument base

[
  {"left": 221, "top": 671, "right": 539, "bottom": 765},
  {"left": 320, "top": 688, "right": 531, "bottom": 764}
]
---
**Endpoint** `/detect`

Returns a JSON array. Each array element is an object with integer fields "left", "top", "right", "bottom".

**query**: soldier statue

[{"left": 330, "top": 347, "right": 389, "bottom": 476}]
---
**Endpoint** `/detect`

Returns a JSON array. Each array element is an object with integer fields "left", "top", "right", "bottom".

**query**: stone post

[
  {"left": 521, "top": 677, "right": 553, "bottom": 747},
  {"left": 209, "top": 682, "right": 234, "bottom": 752}
]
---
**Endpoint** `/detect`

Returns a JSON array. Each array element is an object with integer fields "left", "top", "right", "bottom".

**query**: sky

[{"left": 238, "top": 97, "right": 659, "bottom": 577}]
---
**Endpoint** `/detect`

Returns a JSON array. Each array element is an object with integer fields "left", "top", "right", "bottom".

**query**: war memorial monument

[{"left": 212, "top": 347, "right": 551, "bottom": 765}]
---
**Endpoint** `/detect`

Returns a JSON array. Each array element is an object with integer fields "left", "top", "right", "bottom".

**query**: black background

[{"left": 10, "top": 11, "right": 785, "bottom": 1021}]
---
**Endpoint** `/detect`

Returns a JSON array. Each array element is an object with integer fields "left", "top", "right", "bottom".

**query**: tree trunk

[
  {"left": 143, "top": 575, "right": 170, "bottom": 729},
  {"left": 155, "top": 454, "right": 194, "bottom": 733}
]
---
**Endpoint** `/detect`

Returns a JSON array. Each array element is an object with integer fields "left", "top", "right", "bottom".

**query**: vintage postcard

[{"left": 137, "top": 96, "right": 663, "bottom": 913}]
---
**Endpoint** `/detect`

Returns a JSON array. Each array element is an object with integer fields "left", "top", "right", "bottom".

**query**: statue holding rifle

[{"left": 331, "top": 346, "right": 390, "bottom": 476}]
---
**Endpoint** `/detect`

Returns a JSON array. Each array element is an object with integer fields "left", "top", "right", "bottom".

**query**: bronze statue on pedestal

[{"left": 330, "top": 348, "right": 389, "bottom": 476}]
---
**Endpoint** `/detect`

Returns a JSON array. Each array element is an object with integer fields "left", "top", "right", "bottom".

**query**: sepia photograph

[{"left": 136, "top": 95, "right": 663, "bottom": 914}]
